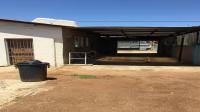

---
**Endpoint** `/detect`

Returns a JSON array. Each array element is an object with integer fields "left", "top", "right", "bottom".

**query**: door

[{"left": 6, "top": 39, "right": 34, "bottom": 65}]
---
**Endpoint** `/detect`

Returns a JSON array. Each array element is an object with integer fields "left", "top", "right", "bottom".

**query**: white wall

[
  {"left": 0, "top": 21, "right": 64, "bottom": 67},
  {"left": 0, "top": 37, "right": 8, "bottom": 66}
]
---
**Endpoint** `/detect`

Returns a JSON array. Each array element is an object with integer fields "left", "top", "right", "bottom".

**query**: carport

[{"left": 74, "top": 26, "right": 200, "bottom": 66}]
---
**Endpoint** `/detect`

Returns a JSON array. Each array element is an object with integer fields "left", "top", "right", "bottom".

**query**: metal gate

[{"left": 6, "top": 39, "right": 34, "bottom": 65}]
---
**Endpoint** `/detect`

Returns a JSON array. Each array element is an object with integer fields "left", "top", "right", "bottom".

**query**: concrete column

[
  {"left": 33, "top": 37, "right": 56, "bottom": 67},
  {"left": 54, "top": 42, "right": 64, "bottom": 67}
]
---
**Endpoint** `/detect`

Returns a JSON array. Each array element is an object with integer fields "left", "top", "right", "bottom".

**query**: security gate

[{"left": 6, "top": 39, "right": 34, "bottom": 65}]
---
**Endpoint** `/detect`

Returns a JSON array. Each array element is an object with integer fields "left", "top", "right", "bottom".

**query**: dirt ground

[
  {"left": 1, "top": 65, "right": 200, "bottom": 112},
  {"left": 0, "top": 66, "right": 19, "bottom": 80},
  {"left": 0, "top": 66, "right": 52, "bottom": 109}
]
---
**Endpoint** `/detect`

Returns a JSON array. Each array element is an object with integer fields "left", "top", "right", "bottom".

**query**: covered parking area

[{"left": 73, "top": 26, "right": 200, "bottom": 66}]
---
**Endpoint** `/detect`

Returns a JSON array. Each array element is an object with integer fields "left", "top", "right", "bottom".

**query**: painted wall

[
  {"left": 0, "top": 21, "right": 64, "bottom": 67},
  {"left": 62, "top": 28, "right": 99, "bottom": 64},
  {"left": 193, "top": 45, "right": 200, "bottom": 65},
  {"left": 158, "top": 34, "right": 200, "bottom": 65},
  {"left": 171, "top": 46, "right": 195, "bottom": 64},
  {"left": 0, "top": 37, "right": 7, "bottom": 66}
]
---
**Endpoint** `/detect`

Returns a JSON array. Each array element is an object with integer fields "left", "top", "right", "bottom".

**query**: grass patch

[{"left": 72, "top": 74, "right": 97, "bottom": 79}]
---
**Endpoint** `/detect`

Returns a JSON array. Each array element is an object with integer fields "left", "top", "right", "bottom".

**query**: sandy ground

[
  {"left": 1, "top": 65, "right": 200, "bottom": 112},
  {"left": 0, "top": 66, "right": 19, "bottom": 80},
  {"left": 0, "top": 66, "right": 53, "bottom": 109},
  {"left": 0, "top": 80, "right": 49, "bottom": 109}
]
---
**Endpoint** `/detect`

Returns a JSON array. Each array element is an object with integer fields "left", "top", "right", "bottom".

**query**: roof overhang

[
  {"left": 0, "top": 18, "right": 200, "bottom": 38},
  {"left": 77, "top": 26, "right": 200, "bottom": 38}
]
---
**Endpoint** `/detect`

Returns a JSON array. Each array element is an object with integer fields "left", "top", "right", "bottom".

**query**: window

[
  {"left": 74, "top": 36, "right": 79, "bottom": 48},
  {"left": 86, "top": 37, "right": 89, "bottom": 47},
  {"left": 74, "top": 37, "right": 88, "bottom": 48},
  {"left": 6, "top": 39, "right": 34, "bottom": 64},
  {"left": 80, "top": 37, "right": 84, "bottom": 47}
]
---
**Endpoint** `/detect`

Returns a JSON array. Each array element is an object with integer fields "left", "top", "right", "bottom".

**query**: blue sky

[{"left": 0, "top": 0, "right": 200, "bottom": 26}]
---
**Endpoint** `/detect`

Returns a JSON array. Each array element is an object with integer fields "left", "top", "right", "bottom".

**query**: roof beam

[
  {"left": 94, "top": 30, "right": 178, "bottom": 33},
  {"left": 121, "top": 30, "right": 128, "bottom": 38}
]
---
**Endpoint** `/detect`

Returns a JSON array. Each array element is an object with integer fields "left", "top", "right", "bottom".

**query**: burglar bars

[{"left": 6, "top": 39, "right": 34, "bottom": 65}]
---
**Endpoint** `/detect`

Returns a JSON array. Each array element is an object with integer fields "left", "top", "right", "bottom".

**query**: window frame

[
  {"left": 85, "top": 37, "right": 89, "bottom": 47},
  {"left": 74, "top": 36, "right": 79, "bottom": 48}
]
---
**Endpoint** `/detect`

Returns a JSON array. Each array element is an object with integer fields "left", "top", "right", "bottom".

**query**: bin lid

[
  {"left": 16, "top": 60, "right": 49, "bottom": 65},
  {"left": 15, "top": 60, "right": 50, "bottom": 68},
  {"left": 19, "top": 60, "right": 41, "bottom": 64}
]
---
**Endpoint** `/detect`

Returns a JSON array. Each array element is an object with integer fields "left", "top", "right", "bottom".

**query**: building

[{"left": 0, "top": 18, "right": 200, "bottom": 67}]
